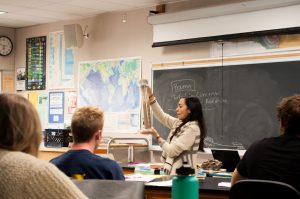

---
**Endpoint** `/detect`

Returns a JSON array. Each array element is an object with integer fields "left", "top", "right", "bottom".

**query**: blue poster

[{"left": 48, "top": 92, "right": 64, "bottom": 123}]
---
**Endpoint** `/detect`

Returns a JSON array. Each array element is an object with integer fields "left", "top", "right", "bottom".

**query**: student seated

[
  {"left": 51, "top": 106, "right": 125, "bottom": 180},
  {"left": 231, "top": 94, "right": 300, "bottom": 191},
  {"left": 0, "top": 93, "right": 86, "bottom": 199}
]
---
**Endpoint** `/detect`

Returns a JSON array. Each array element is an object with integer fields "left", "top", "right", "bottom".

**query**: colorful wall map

[{"left": 78, "top": 57, "right": 141, "bottom": 133}]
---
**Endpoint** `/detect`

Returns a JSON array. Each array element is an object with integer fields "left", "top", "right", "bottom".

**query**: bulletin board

[{"left": 26, "top": 36, "right": 46, "bottom": 90}]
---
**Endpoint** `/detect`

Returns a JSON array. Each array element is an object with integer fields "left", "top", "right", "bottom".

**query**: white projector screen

[{"left": 150, "top": 4, "right": 300, "bottom": 47}]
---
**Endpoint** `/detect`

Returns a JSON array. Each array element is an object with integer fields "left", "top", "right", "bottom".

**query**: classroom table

[
  {"left": 145, "top": 176, "right": 230, "bottom": 199},
  {"left": 73, "top": 176, "right": 230, "bottom": 199},
  {"left": 121, "top": 163, "right": 231, "bottom": 199}
]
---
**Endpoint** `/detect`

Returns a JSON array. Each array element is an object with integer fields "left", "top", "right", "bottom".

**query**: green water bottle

[{"left": 172, "top": 162, "right": 199, "bottom": 199}]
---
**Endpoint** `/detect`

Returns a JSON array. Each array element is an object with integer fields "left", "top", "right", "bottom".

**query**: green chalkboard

[{"left": 152, "top": 60, "right": 300, "bottom": 149}]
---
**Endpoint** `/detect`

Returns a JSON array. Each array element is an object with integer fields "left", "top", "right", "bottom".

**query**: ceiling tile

[
  {"left": 64, "top": 0, "right": 132, "bottom": 11},
  {"left": 0, "top": 4, "right": 26, "bottom": 13},
  {"left": 0, "top": 0, "right": 53, "bottom": 8},
  {"left": 17, "top": 8, "right": 82, "bottom": 20},
  {"left": 41, "top": 4, "right": 105, "bottom": 17},
  {"left": 0, "top": 13, "right": 57, "bottom": 23},
  {"left": 0, "top": 14, "right": 56, "bottom": 28}
]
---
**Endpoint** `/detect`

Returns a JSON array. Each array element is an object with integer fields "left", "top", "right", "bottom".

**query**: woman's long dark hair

[{"left": 171, "top": 97, "right": 207, "bottom": 151}]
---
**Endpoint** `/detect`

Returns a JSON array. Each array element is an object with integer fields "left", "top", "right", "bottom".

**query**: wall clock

[{"left": 0, "top": 36, "right": 13, "bottom": 56}]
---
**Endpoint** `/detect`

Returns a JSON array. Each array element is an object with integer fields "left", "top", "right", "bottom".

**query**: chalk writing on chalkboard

[{"left": 152, "top": 60, "right": 300, "bottom": 149}]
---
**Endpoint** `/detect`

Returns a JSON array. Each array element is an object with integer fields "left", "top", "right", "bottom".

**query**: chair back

[
  {"left": 73, "top": 179, "right": 145, "bottom": 199},
  {"left": 230, "top": 179, "right": 300, "bottom": 199}
]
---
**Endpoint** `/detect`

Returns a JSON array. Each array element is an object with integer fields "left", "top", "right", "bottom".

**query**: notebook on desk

[{"left": 211, "top": 149, "right": 241, "bottom": 172}]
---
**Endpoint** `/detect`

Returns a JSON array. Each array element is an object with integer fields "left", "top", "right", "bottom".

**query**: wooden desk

[
  {"left": 120, "top": 163, "right": 136, "bottom": 174},
  {"left": 145, "top": 177, "right": 230, "bottom": 199}
]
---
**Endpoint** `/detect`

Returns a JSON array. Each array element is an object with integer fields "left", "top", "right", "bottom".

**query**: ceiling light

[
  {"left": 0, "top": 11, "right": 7, "bottom": 15},
  {"left": 122, "top": 14, "right": 127, "bottom": 23}
]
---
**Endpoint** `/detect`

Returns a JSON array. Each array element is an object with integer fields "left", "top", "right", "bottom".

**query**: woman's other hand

[{"left": 141, "top": 127, "right": 159, "bottom": 137}]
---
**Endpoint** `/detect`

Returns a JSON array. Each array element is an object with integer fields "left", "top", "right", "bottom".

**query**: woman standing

[{"left": 142, "top": 87, "right": 207, "bottom": 175}]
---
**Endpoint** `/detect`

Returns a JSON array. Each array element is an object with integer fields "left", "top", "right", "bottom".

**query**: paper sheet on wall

[
  {"left": 2, "top": 72, "right": 14, "bottom": 93},
  {"left": 48, "top": 31, "right": 74, "bottom": 89},
  {"left": 16, "top": 67, "right": 26, "bottom": 91},
  {"left": 37, "top": 92, "right": 49, "bottom": 129},
  {"left": 67, "top": 91, "right": 77, "bottom": 114},
  {"left": 28, "top": 92, "right": 38, "bottom": 109},
  {"left": 48, "top": 92, "right": 64, "bottom": 123}
]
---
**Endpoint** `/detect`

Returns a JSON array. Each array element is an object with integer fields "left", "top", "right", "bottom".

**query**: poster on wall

[
  {"left": 26, "top": 36, "right": 46, "bottom": 90},
  {"left": 67, "top": 91, "right": 77, "bottom": 114},
  {"left": 37, "top": 92, "right": 49, "bottom": 130},
  {"left": 78, "top": 57, "right": 141, "bottom": 133},
  {"left": 48, "top": 92, "right": 64, "bottom": 123},
  {"left": 2, "top": 71, "right": 14, "bottom": 93},
  {"left": 16, "top": 67, "right": 26, "bottom": 91},
  {"left": 28, "top": 91, "right": 38, "bottom": 109},
  {"left": 47, "top": 31, "right": 74, "bottom": 89}
]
